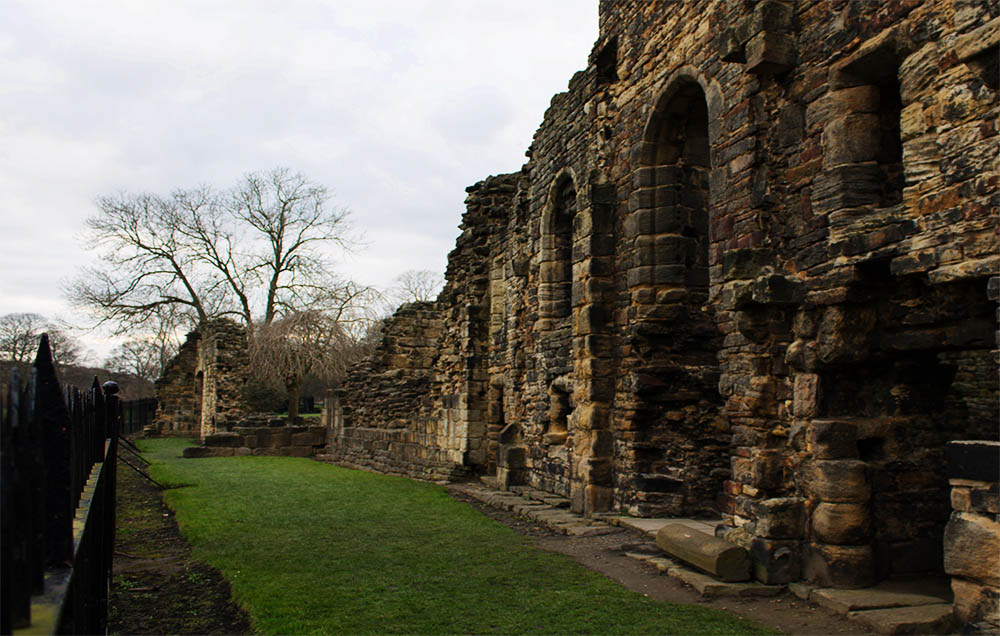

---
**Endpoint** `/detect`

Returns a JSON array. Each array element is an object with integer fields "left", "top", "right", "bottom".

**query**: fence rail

[
  {"left": 121, "top": 397, "right": 157, "bottom": 436},
  {"left": 1, "top": 334, "right": 121, "bottom": 635}
]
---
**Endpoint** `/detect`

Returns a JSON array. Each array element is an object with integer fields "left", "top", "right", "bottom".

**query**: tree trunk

[{"left": 286, "top": 377, "right": 301, "bottom": 421}]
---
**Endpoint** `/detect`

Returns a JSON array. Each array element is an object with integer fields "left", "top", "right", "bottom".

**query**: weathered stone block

[
  {"left": 804, "top": 543, "right": 875, "bottom": 589},
  {"left": 944, "top": 512, "right": 1000, "bottom": 586},
  {"left": 656, "top": 524, "right": 751, "bottom": 582},
  {"left": 754, "top": 497, "right": 805, "bottom": 539},
  {"left": 812, "top": 502, "right": 871, "bottom": 545},
  {"left": 746, "top": 31, "right": 795, "bottom": 75},
  {"left": 204, "top": 432, "right": 242, "bottom": 447},
  {"left": 750, "top": 538, "right": 800, "bottom": 585},
  {"left": 823, "top": 114, "right": 881, "bottom": 166},
  {"left": 751, "top": 274, "right": 804, "bottom": 305},
  {"left": 500, "top": 445, "right": 527, "bottom": 469},
  {"left": 807, "top": 420, "right": 858, "bottom": 460},
  {"left": 792, "top": 374, "right": 819, "bottom": 418},
  {"left": 952, "top": 577, "right": 1000, "bottom": 628},
  {"left": 807, "top": 460, "right": 869, "bottom": 502}
]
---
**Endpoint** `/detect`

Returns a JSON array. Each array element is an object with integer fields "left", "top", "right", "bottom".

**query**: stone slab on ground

[
  {"left": 666, "top": 567, "right": 784, "bottom": 598},
  {"left": 562, "top": 524, "right": 623, "bottom": 537},
  {"left": 811, "top": 580, "right": 953, "bottom": 614},
  {"left": 611, "top": 516, "right": 718, "bottom": 538},
  {"left": 847, "top": 604, "right": 955, "bottom": 635}
]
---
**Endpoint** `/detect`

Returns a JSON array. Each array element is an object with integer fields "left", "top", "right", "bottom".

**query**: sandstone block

[
  {"left": 656, "top": 523, "right": 751, "bottom": 582},
  {"left": 944, "top": 512, "right": 1000, "bottom": 586},
  {"left": 750, "top": 538, "right": 800, "bottom": 585},
  {"left": 283, "top": 446, "right": 314, "bottom": 458},
  {"left": 792, "top": 375, "right": 819, "bottom": 420},
  {"left": 754, "top": 497, "right": 805, "bottom": 539},
  {"left": 807, "top": 460, "right": 869, "bottom": 503},
  {"left": 204, "top": 432, "right": 242, "bottom": 447},
  {"left": 746, "top": 31, "right": 795, "bottom": 75},
  {"left": 804, "top": 543, "right": 875, "bottom": 589},
  {"left": 807, "top": 420, "right": 858, "bottom": 460},
  {"left": 823, "top": 114, "right": 881, "bottom": 166},
  {"left": 812, "top": 502, "right": 871, "bottom": 544},
  {"left": 952, "top": 577, "right": 1000, "bottom": 628}
]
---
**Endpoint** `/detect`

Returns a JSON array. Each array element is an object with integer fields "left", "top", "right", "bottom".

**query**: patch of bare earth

[
  {"left": 451, "top": 491, "right": 876, "bottom": 636},
  {"left": 110, "top": 459, "right": 253, "bottom": 636}
]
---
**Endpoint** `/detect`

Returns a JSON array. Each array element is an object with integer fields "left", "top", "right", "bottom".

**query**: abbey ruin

[{"left": 324, "top": 0, "right": 999, "bottom": 624}]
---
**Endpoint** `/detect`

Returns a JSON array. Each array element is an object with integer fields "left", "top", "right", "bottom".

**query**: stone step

[
  {"left": 667, "top": 566, "right": 784, "bottom": 598},
  {"left": 656, "top": 523, "right": 751, "bottom": 582},
  {"left": 848, "top": 604, "right": 955, "bottom": 635},
  {"left": 810, "top": 579, "right": 953, "bottom": 614}
]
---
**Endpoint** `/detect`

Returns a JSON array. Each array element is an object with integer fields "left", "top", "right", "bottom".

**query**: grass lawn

[{"left": 140, "top": 438, "right": 778, "bottom": 635}]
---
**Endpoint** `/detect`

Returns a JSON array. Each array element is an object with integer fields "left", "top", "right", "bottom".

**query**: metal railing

[{"left": 1, "top": 334, "right": 121, "bottom": 635}]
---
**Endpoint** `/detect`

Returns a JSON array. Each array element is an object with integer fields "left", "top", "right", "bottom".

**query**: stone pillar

[
  {"left": 944, "top": 440, "right": 1000, "bottom": 631},
  {"left": 802, "top": 419, "right": 875, "bottom": 588}
]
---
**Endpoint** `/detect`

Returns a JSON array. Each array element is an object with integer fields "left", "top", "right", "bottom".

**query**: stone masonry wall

[
  {"left": 944, "top": 441, "right": 1000, "bottom": 631},
  {"left": 331, "top": 0, "right": 999, "bottom": 593},
  {"left": 153, "top": 330, "right": 202, "bottom": 435},
  {"left": 153, "top": 319, "right": 249, "bottom": 439}
]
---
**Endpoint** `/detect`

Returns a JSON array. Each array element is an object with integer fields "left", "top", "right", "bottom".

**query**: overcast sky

[{"left": 0, "top": 1, "right": 598, "bottom": 362}]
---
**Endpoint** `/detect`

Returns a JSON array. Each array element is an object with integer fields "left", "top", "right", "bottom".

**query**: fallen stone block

[
  {"left": 811, "top": 579, "right": 953, "bottom": 614},
  {"left": 666, "top": 566, "right": 783, "bottom": 598},
  {"left": 656, "top": 523, "right": 751, "bottom": 582},
  {"left": 848, "top": 603, "right": 954, "bottom": 635}
]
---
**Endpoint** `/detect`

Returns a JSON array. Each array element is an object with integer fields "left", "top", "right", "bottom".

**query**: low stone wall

[
  {"left": 183, "top": 423, "right": 328, "bottom": 458},
  {"left": 944, "top": 440, "right": 1000, "bottom": 631}
]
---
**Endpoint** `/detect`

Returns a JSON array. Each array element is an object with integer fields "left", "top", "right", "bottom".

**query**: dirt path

[
  {"left": 109, "top": 459, "right": 253, "bottom": 635},
  {"left": 450, "top": 491, "right": 876, "bottom": 636}
]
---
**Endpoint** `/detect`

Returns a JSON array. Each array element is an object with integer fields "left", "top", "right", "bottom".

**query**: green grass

[{"left": 139, "top": 438, "right": 777, "bottom": 635}]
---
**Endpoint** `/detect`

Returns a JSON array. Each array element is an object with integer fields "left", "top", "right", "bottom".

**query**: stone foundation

[{"left": 183, "top": 415, "right": 328, "bottom": 459}]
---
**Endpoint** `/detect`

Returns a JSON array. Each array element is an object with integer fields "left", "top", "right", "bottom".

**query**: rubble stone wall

[
  {"left": 153, "top": 319, "right": 249, "bottom": 438},
  {"left": 944, "top": 441, "right": 1000, "bottom": 630},
  {"left": 329, "top": 0, "right": 999, "bottom": 593}
]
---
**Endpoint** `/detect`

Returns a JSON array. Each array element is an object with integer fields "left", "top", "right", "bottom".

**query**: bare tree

[
  {"left": 390, "top": 269, "right": 445, "bottom": 305},
  {"left": 68, "top": 167, "right": 358, "bottom": 335},
  {"left": 249, "top": 282, "right": 377, "bottom": 419},
  {"left": 68, "top": 168, "right": 376, "bottom": 410},
  {"left": 103, "top": 338, "right": 178, "bottom": 383},
  {"left": 0, "top": 313, "right": 84, "bottom": 374}
]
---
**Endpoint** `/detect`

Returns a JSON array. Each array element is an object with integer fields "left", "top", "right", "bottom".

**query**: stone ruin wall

[
  {"left": 153, "top": 319, "right": 249, "bottom": 439},
  {"left": 329, "top": 0, "right": 999, "bottom": 608}
]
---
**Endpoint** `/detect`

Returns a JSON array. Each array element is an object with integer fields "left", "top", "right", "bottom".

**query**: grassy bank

[{"left": 141, "top": 438, "right": 775, "bottom": 635}]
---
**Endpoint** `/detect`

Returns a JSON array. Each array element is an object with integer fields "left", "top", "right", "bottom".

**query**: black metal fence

[
  {"left": 1, "top": 335, "right": 121, "bottom": 635},
  {"left": 121, "top": 397, "right": 157, "bottom": 436}
]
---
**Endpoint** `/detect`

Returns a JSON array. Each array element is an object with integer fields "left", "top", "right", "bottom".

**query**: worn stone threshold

[
  {"left": 454, "top": 479, "right": 958, "bottom": 634},
  {"left": 790, "top": 580, "right": 956, "bottom": 635}
]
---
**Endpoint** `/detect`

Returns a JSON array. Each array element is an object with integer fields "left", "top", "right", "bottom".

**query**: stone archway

[{"left": 618, "top": 76, "right": 728, "bottom": 517}]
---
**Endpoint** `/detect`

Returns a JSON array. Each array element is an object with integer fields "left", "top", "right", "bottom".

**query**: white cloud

[{"left": 0, "top": 0, "right": 598, "bottom": 360}]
